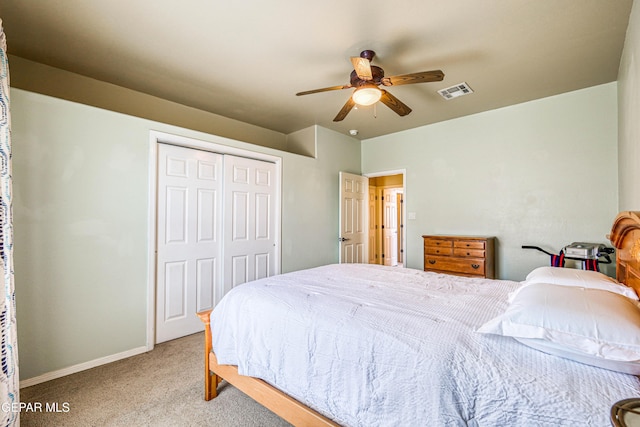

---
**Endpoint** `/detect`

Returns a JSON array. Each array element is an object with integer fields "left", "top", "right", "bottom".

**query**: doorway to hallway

[{"left": 367, "top": 173, "right": 404, "bottom": 267}]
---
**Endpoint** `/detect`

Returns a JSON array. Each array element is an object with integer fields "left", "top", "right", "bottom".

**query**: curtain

[{"left": 0, "top": 19, "right": 19, "bottom": 427}]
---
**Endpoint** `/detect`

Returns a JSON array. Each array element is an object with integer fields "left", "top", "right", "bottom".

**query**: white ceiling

[{"left": 0, "top": 0, "right": 633, "bottom": 140}]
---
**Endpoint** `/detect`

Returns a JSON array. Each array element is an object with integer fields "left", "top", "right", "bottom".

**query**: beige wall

[
  {"left": 12, "top": 88, "right": 360, "bottom": 380},
  {"left": 362, "top": 83, "right": 619, "bottom": 281},
  {"left": 618, "top": 0, "right": 640, "bottom": 211},
  {"left": 282, "top": 125, "right": 362, "bottom": 270},
  {"left": 9, "top": 55, "right": 295, "bottom": 153}
]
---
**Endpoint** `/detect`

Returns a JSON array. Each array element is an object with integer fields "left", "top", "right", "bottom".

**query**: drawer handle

[
  {"left": 428, "top": 260, "right": 436, "bottom": 265},
  {"left": 471, "top": 264, "right": 480, "bottom": 269},
  {"left": 466, "top": 252, "right": 470, "bottom": 256}
]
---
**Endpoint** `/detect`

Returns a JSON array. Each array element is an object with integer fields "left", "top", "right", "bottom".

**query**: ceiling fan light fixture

[
  {"left": 352, "top": 86, "right": 382, "bottom": 106},
  {"left": 299, "top": 49, "right": 444, "bottom": 121}
]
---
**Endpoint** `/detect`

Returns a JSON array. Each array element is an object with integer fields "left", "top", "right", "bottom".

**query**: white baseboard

[{"left": 20, "top": 346, "right": 149, "bottom": 388}]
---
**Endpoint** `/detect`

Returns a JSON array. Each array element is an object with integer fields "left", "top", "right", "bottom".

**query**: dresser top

[{"left": 422, "top": 235, "right": 495, "bottom": 240}]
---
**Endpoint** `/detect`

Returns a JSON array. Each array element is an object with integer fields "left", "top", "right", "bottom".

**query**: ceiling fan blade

[
  {"left": 379, "top": 90, "right": 412, "bottom": 116},
  {"left": 351, "top": 56, "right": 373, "bottom": 81},
  {"left": 333, "top": 97, "right": 356, "bottom": 122},
  {"left": 296, "top": 84, "right": 352, "bottom": 96},
  {"left": 382, "top": 70, "right": 445, "bottom": 86}
]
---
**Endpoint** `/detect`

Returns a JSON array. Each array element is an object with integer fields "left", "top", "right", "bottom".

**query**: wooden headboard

[{"left": 609, "top": 211, "right": 640, "bottom": 296}]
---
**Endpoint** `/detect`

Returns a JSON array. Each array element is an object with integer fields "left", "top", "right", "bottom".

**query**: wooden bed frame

[
  {"left": 195, "top": 310, "right": 339, "bottom": 426},
  {"left": 196, "top": 210, "right": 640, "bottom": 426}
]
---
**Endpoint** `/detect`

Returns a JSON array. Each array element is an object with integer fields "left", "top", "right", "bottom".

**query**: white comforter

[{"left": 210, "top": 264, "right": 640, "bottom": 426}]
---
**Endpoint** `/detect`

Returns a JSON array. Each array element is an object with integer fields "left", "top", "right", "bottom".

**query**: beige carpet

[{"left": 20, "top": 332, "right": 292, "bottom": 426}]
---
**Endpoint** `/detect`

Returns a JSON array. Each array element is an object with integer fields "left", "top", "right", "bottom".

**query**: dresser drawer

[
  {"left": 424, "top": 245, "right": 454, "bottom": 256},
  {"left": 454, "top": 240, "right": 485, "bottom": 250},
  {"left": 424, "top": 256, "right": 486, "bottom": 276},
  {"left": 423, "top": 238, "right": 453, "bottom": 249},
  {"left": 453, "top": 248, "right": 485, "bottom": 258}
]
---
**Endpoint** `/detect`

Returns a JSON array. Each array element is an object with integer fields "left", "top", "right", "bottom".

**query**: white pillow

[
  {"left": 478, "top": 283, "right": 640, "bottom": 373},
  {"left": 518, "top": 266, "right": 638, "bottom": 300}
]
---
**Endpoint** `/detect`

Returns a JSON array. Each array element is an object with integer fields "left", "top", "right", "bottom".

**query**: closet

[{"left": 155, "top": 143, "right": 278, "bottom": 343}]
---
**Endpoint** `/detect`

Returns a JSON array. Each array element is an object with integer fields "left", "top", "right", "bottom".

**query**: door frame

[
  {"left": 364, "top": 169, "right": 407, "bottom": 268},
  {"left": 147, "top": 130, "right": 282, "bottom": 350}
]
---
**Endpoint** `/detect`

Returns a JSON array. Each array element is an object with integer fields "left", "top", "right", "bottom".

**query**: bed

[{"left": 197, "top": 211, "right": 640, "bottom": 426}]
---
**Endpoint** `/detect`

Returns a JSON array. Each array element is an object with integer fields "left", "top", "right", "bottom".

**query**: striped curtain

[{"left": 0, "top": 19, "right": 19, "bottom": 427}]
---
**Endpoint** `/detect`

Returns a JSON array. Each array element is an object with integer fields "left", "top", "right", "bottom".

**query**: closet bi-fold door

[
  {"left": 156, "top": 144, "right": 223, "bottom": 344},
  {"left": 156, "top": 145, "right": 277, "bottom": 343},
  {"left": 223, "top": 155, "right": 277, "bottom": 294}
]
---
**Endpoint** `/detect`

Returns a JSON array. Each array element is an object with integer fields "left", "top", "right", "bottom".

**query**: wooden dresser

[{"left": 422, "top": 235, "right": 496, "bottom": 279}]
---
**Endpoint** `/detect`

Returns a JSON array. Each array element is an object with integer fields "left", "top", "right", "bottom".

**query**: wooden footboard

[{"left": 196, "top": 310, "right": 340, "bottom": 427}]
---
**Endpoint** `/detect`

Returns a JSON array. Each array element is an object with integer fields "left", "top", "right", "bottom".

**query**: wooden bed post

[
  {"left": 196, "top": 309, "right": 218, "bottom": 401},
  {"left": 609, "top": 211, "right": 640, "bottom": 295}
]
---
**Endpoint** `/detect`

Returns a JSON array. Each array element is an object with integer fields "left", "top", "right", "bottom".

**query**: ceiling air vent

[{"left": 438, "top": 82, "right": 473, "bottom": 100}]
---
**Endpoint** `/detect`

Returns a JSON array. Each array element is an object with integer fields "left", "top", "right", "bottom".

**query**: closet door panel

[
  {"left": 156, "top": 144, "right": 279, "bottom": 344},
  {"left": 223, "top": 155, "right": 277, "bottom": 294},
  {"left": 231, "top": 190, "right": 249, "bottom": 241},
  {"left": 156, "top": 144, "right": 223, "bottom": 343}
]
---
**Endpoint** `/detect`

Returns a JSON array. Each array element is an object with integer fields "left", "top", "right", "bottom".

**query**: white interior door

[
  {"left": 156, "top": 144, "right": 222, "bottom": 343},
  {"left": 397, "top": 191, "right": 404, "bottom": 264},
  {"left": 383, "top": 188, "right": 398, "bottom": 266},
  {"left": 368, "top": 185, "right": 377, "bottom": 264},
  {"left": 223, "top": 155, "right": 277, "bottom": 293},
  {"left": 339, "top": 172, "right": 368, "bottom": 263}
]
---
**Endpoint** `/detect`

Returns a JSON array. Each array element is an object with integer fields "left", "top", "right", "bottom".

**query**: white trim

[
  {"left": 147, "top": 130, "right": 282, "bottom": 348},
  {"left": 364, "top": 169, "right": 406, "bottom": 179},
  {"left": 19, "top": 346, "right": 148, "bottom": 388},
  {"left": 146, "top": 140, "right": 158, "bottom": 352},
  {"left": 363, "top": 169, "right": 407, "bottom": 267}
]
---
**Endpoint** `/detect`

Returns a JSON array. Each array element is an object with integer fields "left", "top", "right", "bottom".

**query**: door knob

[{"left": 339, "top": 237, "right": 350, "bottom": 242}]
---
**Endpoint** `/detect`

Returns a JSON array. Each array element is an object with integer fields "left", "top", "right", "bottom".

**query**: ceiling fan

[{"left": 296, "top": 50, "right": 444, "bottom": 122}]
